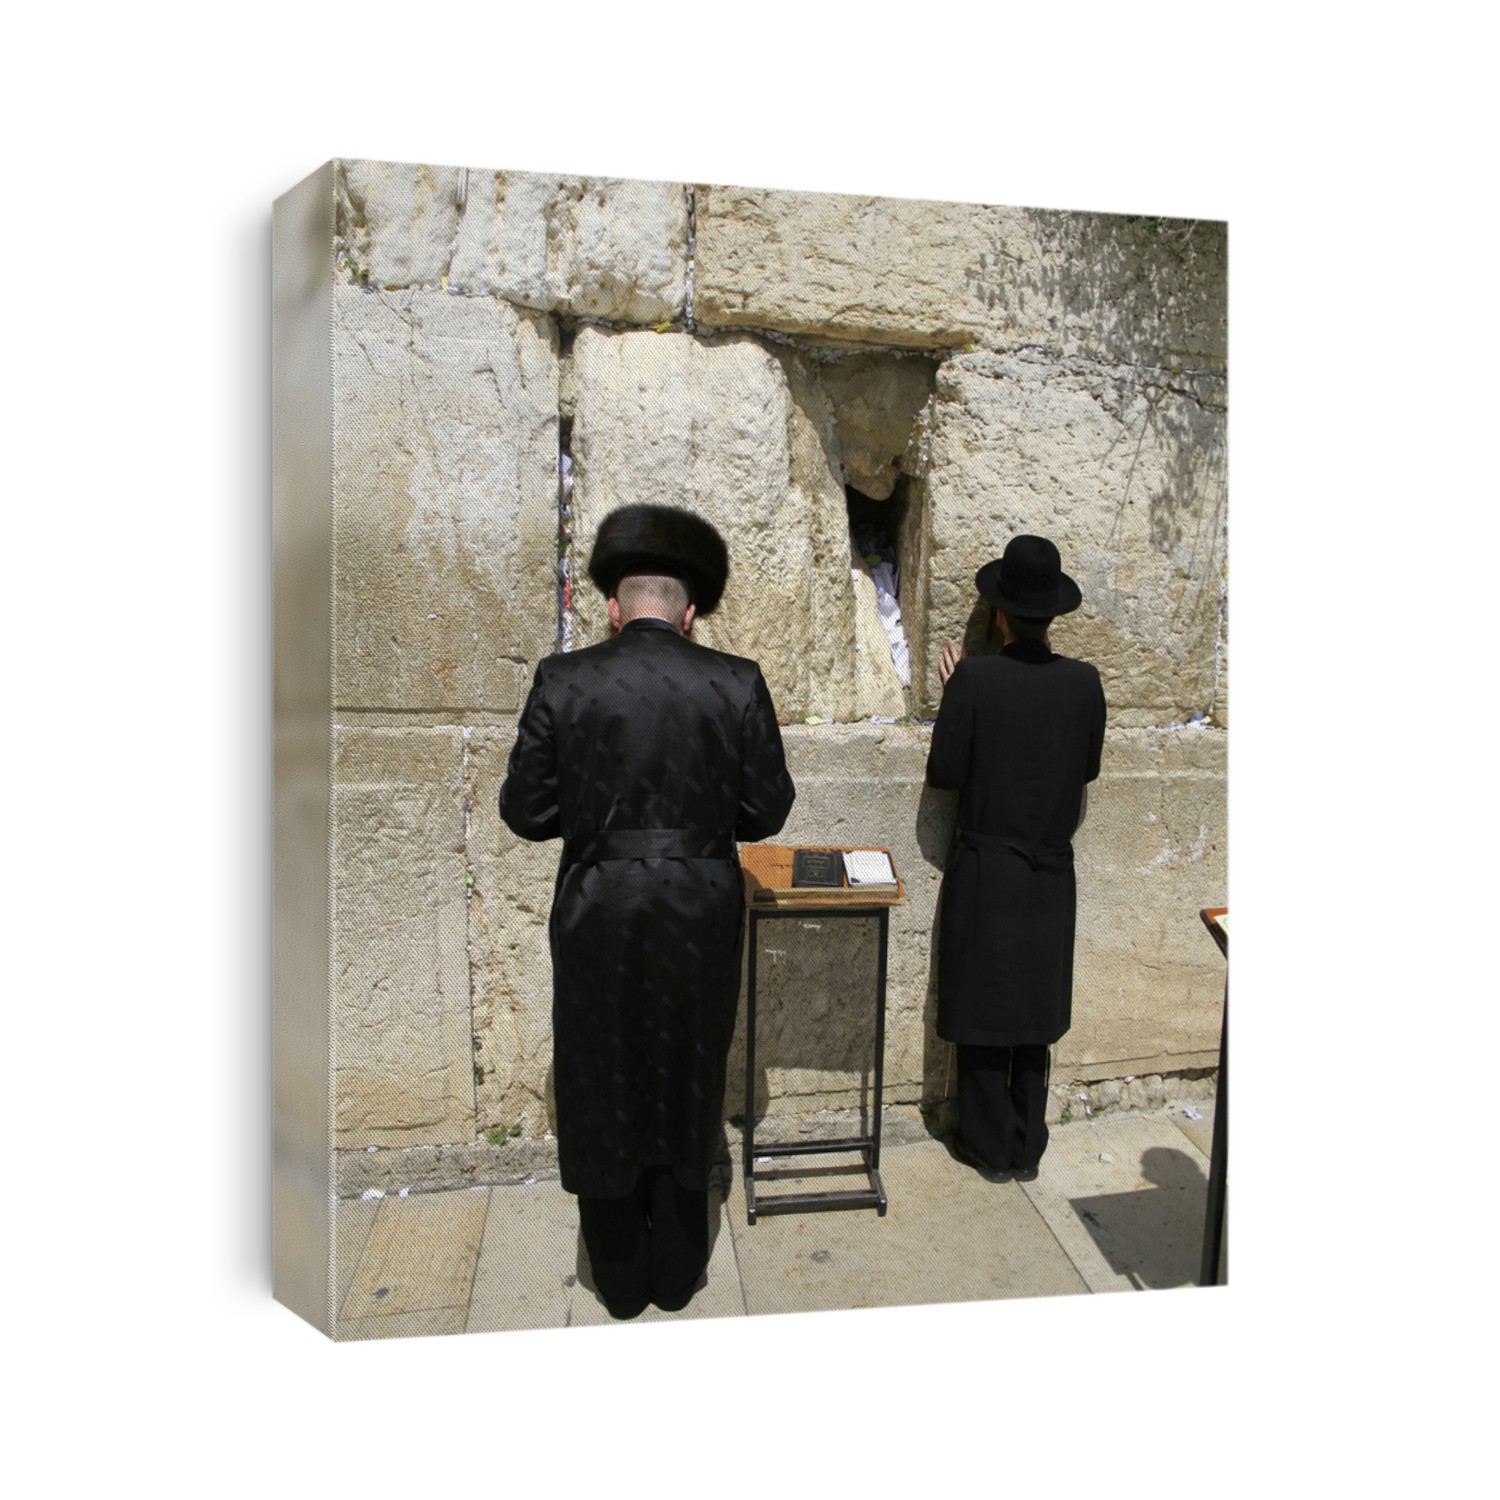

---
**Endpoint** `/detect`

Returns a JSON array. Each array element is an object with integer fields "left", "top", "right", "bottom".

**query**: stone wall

[{"left": 316, "top": 159, "right": 1228, "bottom": 1162}]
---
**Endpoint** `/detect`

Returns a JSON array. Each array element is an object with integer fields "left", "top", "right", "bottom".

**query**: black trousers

[
  {"left": 956, "top": 1043, "right": 1051, "bottom": 1173},
  {"left": 577, "top": 1165, "right": 710, "bottom": 1318}
]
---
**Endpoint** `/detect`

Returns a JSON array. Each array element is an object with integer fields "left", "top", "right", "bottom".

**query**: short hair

[
  {"left": 1004, "top": 612, "right": 1053, "bottom": 644},
  {"left": 615, "top": 573, "right": 691, "bottom": 620}
]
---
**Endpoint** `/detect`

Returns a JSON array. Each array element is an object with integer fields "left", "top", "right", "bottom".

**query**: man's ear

[
  {"left": 608, "top": 596, "right": 623, "bottom": 633},
  {"left": 681, "top": 602, "right": 697, "bottom": 636}
]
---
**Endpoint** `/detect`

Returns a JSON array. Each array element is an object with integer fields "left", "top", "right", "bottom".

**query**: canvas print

[{"left": 272, "top": 159, "right": 1228, "bottom": 1340}]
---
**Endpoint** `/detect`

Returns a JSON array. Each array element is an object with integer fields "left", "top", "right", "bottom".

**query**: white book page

[{"left": 843, "top": 849, "right": 896, "bottom": 885}]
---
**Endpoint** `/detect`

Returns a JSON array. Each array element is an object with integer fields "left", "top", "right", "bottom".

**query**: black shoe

[
  {"left": 950, "top": 1134, "right": 1013, "bottom": 1182},
  {"left": 652, "top": 1272, "right": 707, "bottom": 1314},
  {"left": 1012, "top": 1164, "right": 1040, "bottom": 1182},
  {"left": 602, "top": 1294, "right": 650, "bottom": 1320}
]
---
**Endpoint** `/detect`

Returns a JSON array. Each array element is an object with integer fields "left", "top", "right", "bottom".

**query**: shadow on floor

[{"left": 1068, "top": 1145, "right": 1208, "bottom": 1289}]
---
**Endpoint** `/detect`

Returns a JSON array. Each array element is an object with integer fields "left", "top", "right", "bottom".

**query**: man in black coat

[
  {"left": 499, "top": 504, "right": 795, "bottom": 1318},
  {"left": 927, "top": 535, "right": 1106, "bottom": 1180}
]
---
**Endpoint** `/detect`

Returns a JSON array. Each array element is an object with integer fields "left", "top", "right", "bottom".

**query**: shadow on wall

[
  {"left": 917, "top": 779, "right": 959, "bottom": 1115},
  {"left": 733, "top": 914, "right": 886, "bottom": 1133}
]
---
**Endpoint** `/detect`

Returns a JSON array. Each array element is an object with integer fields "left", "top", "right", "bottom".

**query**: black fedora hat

[
  {"left": 587, "top": 503, "right": 730, "bottom": 615},
  {"left": 975, "top": 534, "right": 1082, "bottom": 617}
]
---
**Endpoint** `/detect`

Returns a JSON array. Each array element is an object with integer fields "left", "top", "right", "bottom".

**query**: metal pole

[
  {"left": 743, "top": 908, "right": 759, "bottom": 1222},
  {"left": 1199, "top": 977, "right": 1228, "bottom": 1285}
]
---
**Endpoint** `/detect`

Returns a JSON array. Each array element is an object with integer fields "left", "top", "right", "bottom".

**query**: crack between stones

[{"left": 685, "top": 184, "right": 696, "bottom": 331}]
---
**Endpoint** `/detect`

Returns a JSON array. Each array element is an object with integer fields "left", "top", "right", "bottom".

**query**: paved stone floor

[{"left": 334, "top": 1103, "right": 1219, "bottom": 1340}]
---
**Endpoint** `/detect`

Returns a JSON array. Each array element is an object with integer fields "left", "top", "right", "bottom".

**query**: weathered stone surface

[
  {"left": 1025, "top": 211, "right": 1227, "bottom": 369},
  {"left": 336, "top": 160, "right": 463, "bottom": 288},
  {"left": 727, "top": 725, "right": 950, "bottom": 1119},
  {"left": 695, "top": 185, "right": 999, "bottom": 350},
  {"left": 332, "top": 285, "right": 558, "bottom": 711},
  {"left": 725, "top": 722, "right": 1225, "bottom": 1119},
  {"left": 568, "top": 326, "right": 860, "bottom": 722},
  {"left": 335, "top": 1137, "right": 560, "bottom": 1199},
  {"left": 332, "top": 728, "right": 475, "bottom": 1146},
  {"left": 454, "top": 719, "right": 1224, "bottom": 1137},
  {"left": 820, "top": 352, "right": 937, "bottom": 500},
  {"left": 695, "top": 186, "right": 1226, "bottom": 366},
  {"left": 451, "top": 171, "right": 689, "bottom": 323},
  {"left": 902, "top": 350, "right": 1227, "bottom": 724},
  {"left": 464, "top": 725, "right": 560, "bottom": 1138},
  {"left": 335, "top": 159, "right": 690, "bottom": 323},
  {"left": 339, "top": 1189, "right": 488, "bottom": 1320},
  {"left": 1069, "top": 726, "right": 1228, "bottom": 1076},
  {"left": 306, "top": 160, "right": 1229, "bottom": 1166}
]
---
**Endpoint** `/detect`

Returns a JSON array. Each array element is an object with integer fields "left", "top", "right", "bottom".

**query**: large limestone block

[
  {"left": 332, "top": 285, "right": 558, "bottom": 711},
  {"left": 904, "top": 351, "right": 1227, "bottom": 724},
  {"left": 1026, "top": 211, "right": 1228, "bottom": 370},
  {"left": 725, "top": 723, "right": 1226, "bottom": 1117},
  {"left": 568, "top": 327, "right": 859, "bottom": 722},
  {"left": 465, "top": 725, "right": 561, "bottom": 1138},
  {"left": 1067, "top": 726, "right": 1228, "bottom": 1076},
  {"left": 452, "top": 171, "right": 689, "bottom": 324},
  {"left": 336, "top": 160, "right": 463, "bottom": 288},
  {"left": 335, "top": 159, "right": 690, "bottom": 323},
  {"left": 695, "top": 185, "right": 1005, "bottom": 350},
  {"left": 455, "top": 722, "right": 1222, "bottom": 1149},
  {"left": 694, "top": 186, "right": 1226, "bottom": 367},
  {"left": 333, "top": 728, "right": 475, "bottom": 1146}
]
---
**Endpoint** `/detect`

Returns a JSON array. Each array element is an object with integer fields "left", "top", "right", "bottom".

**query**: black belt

[
  {"left": 564, "top": 828, "right": 736, "bottom": 865},
  {"left": 955, "top": 829, "right": 1073, "bottom": 871}
]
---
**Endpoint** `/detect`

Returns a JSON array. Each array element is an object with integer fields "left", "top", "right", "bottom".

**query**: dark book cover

[{"left": 792, "top": 848, "right": 844, "bottom": 888}]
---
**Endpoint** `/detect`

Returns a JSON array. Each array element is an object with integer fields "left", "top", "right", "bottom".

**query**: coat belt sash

[
  {"left": 955, "top": 828, "right": 1073, "bottom": 871},
  {"left": 564, "top": 828, "right": 736, "bottom": 865}
]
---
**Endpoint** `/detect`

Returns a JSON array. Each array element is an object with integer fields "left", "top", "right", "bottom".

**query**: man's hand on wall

[{"left": 939, "top": 642, "right": 965, "bottom": 685}]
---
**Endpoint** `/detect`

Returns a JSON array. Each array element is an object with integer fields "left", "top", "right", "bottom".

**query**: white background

[{"left": 6, "top": 3, "right": 1490, "bottom": 1491}]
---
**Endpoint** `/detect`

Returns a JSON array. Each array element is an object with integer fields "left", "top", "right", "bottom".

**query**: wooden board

[
  {"left": 740, "top": 844, "right": 905, "bottom": 909},
  {"left": 1200, "top": 906, "right": 1228, "bottom": 958}
]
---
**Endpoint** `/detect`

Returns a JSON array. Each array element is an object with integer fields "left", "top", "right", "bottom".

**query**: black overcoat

[
  {"left": 926, "top": 640, "right": 1106, "bottom": 1047},
  {"left": 498, "top": 617, "right": 795, "bottom": 1198}
]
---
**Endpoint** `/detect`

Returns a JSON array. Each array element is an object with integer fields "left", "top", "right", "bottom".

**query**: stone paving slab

[
  {"left": 1171, "top": 1100, "right": 1217, "bottom": 1159},
  {"left": 329, "top": 1110, "right": 1219, "bottom": 1340},
  {"left": 1019, "top": 1113, "right": 1211, "bottom": 1293},
  {"left": 564, "top": 1190, "right": 746, "bottom": 1329},
  {"left": 466, "top": 1179, "right": 577, "bottom": 1333},
  {"left": 726, "top": 1141, "right": 1088, "bottom": 1318},
  {"left": 335, "top": 1197, "right": 379, "bottom": 1314},
  {"left": 338, "top": 1306, "right": 468, "bottom": 1341},
  {"left": 467, "top": 1180, "right": 747, "bottom": 1333},
  {"left": 339, "top": 1188, "right": 489, "bottom": 1322}
]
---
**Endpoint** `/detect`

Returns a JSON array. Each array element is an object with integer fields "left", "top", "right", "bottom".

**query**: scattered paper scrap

[
  {"left": 1099, "top": 1152, "right": 1115, "bottom": 1164},
  {"left": 1183, "top": 1105, "right": 1203, "bottom": 1121}
]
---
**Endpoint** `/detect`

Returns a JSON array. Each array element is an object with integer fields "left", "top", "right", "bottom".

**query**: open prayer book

[{"left": 843, "top": 849, "right": 898, "bottom": 890}]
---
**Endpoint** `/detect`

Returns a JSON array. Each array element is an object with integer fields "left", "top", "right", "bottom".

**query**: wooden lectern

[{"left": 738, "top": 845, "right": 906, "bottom": 1224}]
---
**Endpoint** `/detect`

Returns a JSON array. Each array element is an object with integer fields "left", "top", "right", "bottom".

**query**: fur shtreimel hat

[
  {"left": 586, "top": 503, "right": 730, "bottom": 615},
  {"left": 975, "top": 534, "right": 1082, "bottom": 618}
]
